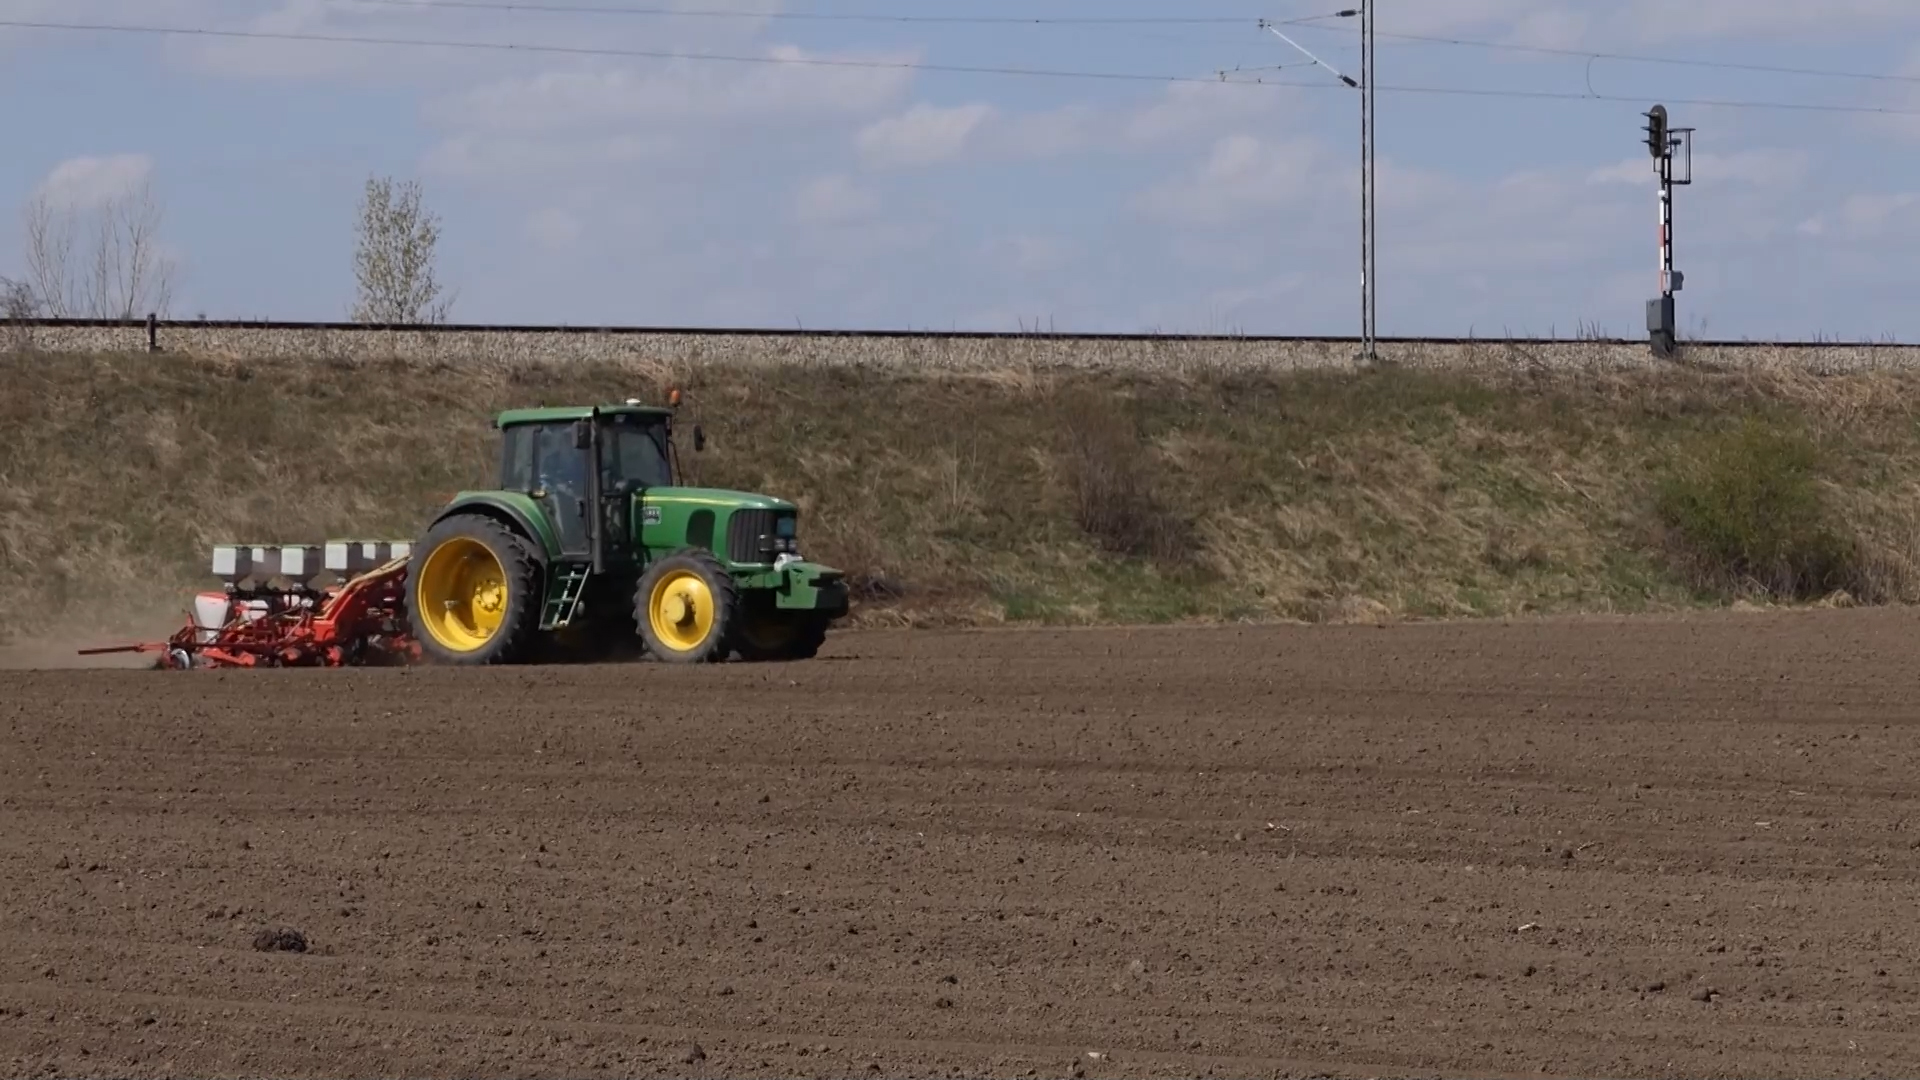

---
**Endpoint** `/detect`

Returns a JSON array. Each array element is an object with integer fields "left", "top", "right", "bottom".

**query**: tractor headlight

[{"left": 753, "top": 518, "right": 800, "bottom": 560}]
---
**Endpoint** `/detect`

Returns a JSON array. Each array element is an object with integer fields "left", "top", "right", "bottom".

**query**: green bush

[{"left": 1654, "top": 417, "right": 1854, "bottom": 599}]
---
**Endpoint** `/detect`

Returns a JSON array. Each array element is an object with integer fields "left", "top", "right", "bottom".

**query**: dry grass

[{"left": 4, "top": 350, "right": 1920, "bottom": 644}]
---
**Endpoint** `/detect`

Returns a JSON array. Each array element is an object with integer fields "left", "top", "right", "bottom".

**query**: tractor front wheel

[
  {"left": 635, "top": 550, "right": 737, "bottom": 663},
  {"left": 732, "top": 601, "right": 829, "bottom": 662},
  {"left": 406, "top": 515, "right": 543, "bottom": 665}
]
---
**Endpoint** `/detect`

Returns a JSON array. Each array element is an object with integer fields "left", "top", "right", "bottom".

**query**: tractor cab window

[
  {"left": 500, "top": 424, "right": 535, "bottom": 492},
  {"left": 601, "top": 414, "right": 672, "bottom": 491},
  {"left": 533, "top": 423, "right": 589, "bottom": 500}
]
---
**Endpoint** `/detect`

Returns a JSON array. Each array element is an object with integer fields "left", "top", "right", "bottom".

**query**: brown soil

[{"left": 3, "top": 609, "right": 1919, "bottom": 1079}]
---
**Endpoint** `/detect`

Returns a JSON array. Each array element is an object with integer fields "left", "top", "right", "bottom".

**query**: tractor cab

[{"left": 493, "top": 402, "right": 686, "bottom": 569}]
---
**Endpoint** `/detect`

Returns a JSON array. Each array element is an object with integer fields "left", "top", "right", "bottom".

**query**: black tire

[
  {"left": 634, "top": 549, "right": 738, "bottom": 664},
  {"left": 732, "top": 602, "right": 829, "bottom": 662},
  {"left": 406, "top": 514, "right": 543, "bottom": 666}
]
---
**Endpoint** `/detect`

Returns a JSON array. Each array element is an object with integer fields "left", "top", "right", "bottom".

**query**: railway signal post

[{"left": 1644, "top": 104, "right": 1693, "bottom": 359}]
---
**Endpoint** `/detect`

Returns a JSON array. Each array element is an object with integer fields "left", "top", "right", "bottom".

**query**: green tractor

[{"left": 404, "top": 397, "right": 848, "bottom": 665}]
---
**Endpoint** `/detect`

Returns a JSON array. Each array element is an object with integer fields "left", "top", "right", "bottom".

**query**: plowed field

[{"left": 5, "top": 609, "right": 1920, "bottom": 1079}]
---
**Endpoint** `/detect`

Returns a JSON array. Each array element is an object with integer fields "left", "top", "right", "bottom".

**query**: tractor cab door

[
  {"left": 532, "top": 423, "right": 593, "bottom": 558},
  {"left": 598, "top": 413, "right": 671, "bottom": 563}
]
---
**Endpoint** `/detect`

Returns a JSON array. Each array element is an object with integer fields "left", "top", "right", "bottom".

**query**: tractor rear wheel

[
  {"left": 635, "top": 550, "right": 737, "bottom": 663},
  {"left": 732, "top": 600, "right": 829, "bottom": 662},
  {"left": 406, "top": 515, "right": 542, "bottom": 666}
]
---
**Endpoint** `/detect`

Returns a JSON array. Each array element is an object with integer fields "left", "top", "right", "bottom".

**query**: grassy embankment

[{"left": 3, "top": 349, "right": 1918, "bottom": 644}]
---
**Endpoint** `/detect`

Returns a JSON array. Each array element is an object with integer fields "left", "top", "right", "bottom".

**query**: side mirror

[
  {"left": 693, "top": 425, "right": 706, "bottom": 452},
  {"left": 572, "top": 420, "right": 592, "bottom": 449}
]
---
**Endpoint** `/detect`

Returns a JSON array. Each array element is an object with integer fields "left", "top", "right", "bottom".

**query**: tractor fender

[{"left": 427, "top": 492, "right": 560, "bottom": 562}]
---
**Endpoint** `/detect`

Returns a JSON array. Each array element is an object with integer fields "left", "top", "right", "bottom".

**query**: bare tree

[
  {"left": 23, "top": 180, "right": 176, "bottom": 319},
  {"left": 0, "top": 276, "right": 37, "bottom": 319},
  {"left": 1, "top": 274, "right": 38, "bottom": 351},
  {"left": 23, "top": 194, "right": 74, "bottom": 317},
  {"left": 351, "top": 175, "right": 454, "bottom": 324}
]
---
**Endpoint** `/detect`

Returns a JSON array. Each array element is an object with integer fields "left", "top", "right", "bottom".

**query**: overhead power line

[
  {"left": 1241, "top": 79, "right": 1920, "bottom": 116},
  {"left": 7, "top": 17, "right": 1920, "bottom": 116},
  {"left": 92, "top": 0, "right": 1920, "bottom": 90},
  {"left": 308, "top": 0, "right": 1295, "bottom": 25},
  {"left": 0, "top": 18, "right": 1280, "bottom": 84},
  {"left": 1303, "top": 23, "right": 1920, "bottom": 86},
  {"left": 54, "top": 0, "right": 1354, "bottom": 28}
]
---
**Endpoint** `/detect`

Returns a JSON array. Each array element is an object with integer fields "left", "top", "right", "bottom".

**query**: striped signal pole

[{"left": 1644, "top": 104, "right": 1693, "bottom": 358}]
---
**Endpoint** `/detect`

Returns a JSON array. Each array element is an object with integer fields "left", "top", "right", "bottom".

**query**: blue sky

[{"left": 3, "top": 0, "right": 1920, "bottom": 337}]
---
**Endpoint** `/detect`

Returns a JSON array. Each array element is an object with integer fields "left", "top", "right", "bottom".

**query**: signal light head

[{"left": 1645, "top": 104, "right": 1668, "bottom": 158}]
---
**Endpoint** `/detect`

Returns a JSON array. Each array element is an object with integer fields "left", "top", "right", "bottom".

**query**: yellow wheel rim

[
  {"left": 648, "top": 569, "right": 717, "bottom": 653},
  {"left": 416, "top": 536, "right": 510, "bottom": 653}
]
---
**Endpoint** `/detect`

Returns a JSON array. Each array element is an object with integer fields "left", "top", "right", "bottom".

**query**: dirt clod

[
  {"left": 682, "top": 1044, "right": 705, "bottom": 1064},
  {"left": 251, "top": 928, "right": 308, "bottom": 953}
]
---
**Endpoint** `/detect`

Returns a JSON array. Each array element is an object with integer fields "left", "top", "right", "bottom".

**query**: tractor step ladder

[{"left": 543, "top": 563, "right": 591, "bottom": 629}]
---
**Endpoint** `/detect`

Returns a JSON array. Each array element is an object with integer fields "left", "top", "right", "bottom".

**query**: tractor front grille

[{"left": 727, "top": 509, "right": 780, "bottom": 565}]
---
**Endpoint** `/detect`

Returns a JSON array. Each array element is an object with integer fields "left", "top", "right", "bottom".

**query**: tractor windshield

[{"left": 601, "top": 415, "right": 672, "bottom": 490}]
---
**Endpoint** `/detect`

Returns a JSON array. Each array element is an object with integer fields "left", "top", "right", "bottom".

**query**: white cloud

[
  {"left": 0, "top": 0, "right": 212, "bottom": 49},
  {"left": 857, "top": 102, "right": 994, "bottom": 167},
  {"left": 987, "top": 104, "right": 1104, "bottom": 159},
  {"left": 423, "top": 43, "right": 917, "bottom": 186},
  {"left": 1362, "top": 0, "right": 1920, "bottom": 44},
  {"left": 1587, "top": 148, "right": 1811, "bottom": 187},
  {"left": 423, "top": 131, "right": 678, "bottom": 182},
  {"left": 1124, "top": 81, "right": 1298, "bottom": 145},
  {"left": 851, "top": 80, "right": 1302, "bottom": 172},
  {"left": 175, "top": 0, "right": 807, "bottom": 83},
  {"left": 436, "top": 47, "right": 916, "bottom": 134},
  {"left": 1134, "top": 135, "right": 1325, "bottom": 225},
  {"left": 1796, "top": 192, "right": 1920, "bottom": 239},
  {"left": 34, "top": 154, "right": 155, "bottom": 209},
  {"left": 1618, "top": 0, "right": 1920, "bottom": 39},
  {"left": 792, "top": 174, "right": 877, "bottom": 226},
  {"left": 1383, "top": 0, "right": 1556, "bottom": 34},
  {"left": 1504, "top": 7, "right": 1592, "bottom": 49},
  {"left": 180, "top": 0, "right": 439, "bottom": 80}
]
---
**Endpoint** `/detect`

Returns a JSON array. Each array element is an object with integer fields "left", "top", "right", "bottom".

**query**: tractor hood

[{"left": 639, "top": 488, "right": 796, "bottom": 512}]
